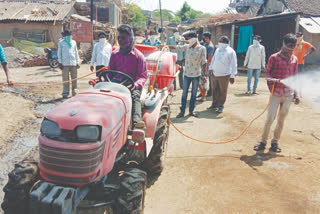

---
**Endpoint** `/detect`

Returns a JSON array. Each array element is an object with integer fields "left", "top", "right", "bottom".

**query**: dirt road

[{"left": 1, "top": 65, "right": 320, "bottom": 214}]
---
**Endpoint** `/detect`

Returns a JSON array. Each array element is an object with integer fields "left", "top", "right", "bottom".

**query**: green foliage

[
  {"left": 153, "top": 9, "right": 181, "bottom": 23},
  {"left": 176, "top": 1, "right": 204, "bottom": 21},
  {"left": 124, "top": 3, "right": 146, "bottom": 29}
]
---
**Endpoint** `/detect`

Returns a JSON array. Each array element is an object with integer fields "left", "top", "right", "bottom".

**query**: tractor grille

[{"left": 40, "top": 143, "right": 104, "bottom": 174}]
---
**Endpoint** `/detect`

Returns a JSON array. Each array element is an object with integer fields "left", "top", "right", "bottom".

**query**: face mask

[
  {"left": 218, "top": 42, "right": 228, "bottom": 49},
  {"left": 99, "top": 38, "right": 106, "bottom": 44},
  {"left": 253, "top": 40, "right": 260, "bottom": 46},
  {"left": 281, "top": 44, "right": 295, "bottom": 58},
  {"left": 64, "top": 35, "right": 72, "bottom": 48},
  {"left": 174, "top": 32, "right": 179, "bottom": 37},
  {"left": 188, "top": 38, "right": 197, "bottom": 47}
]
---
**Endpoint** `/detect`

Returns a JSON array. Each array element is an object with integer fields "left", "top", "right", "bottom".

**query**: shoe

[
  {"left": 197, "top": 99, "right": 204, "bottom": 103},
  {"left": 176, "top": 112, "right": 185, "bottom": 118},
  {"left": 196, "top": 94, "right": 202, "bottom": 98},
  {"left": 253, "top": 141, "right": 266, "bottom": 151},
  {"left": 207, "top": 105, "right": 217, "bottom": 110},
  {"left": 134, "top": 121, "right": 146, "bottom": 130},
  {"left": 269, "top": 143, "right": 281, "bottom": 153},
  {"left": 62, "top": 94, "right": 68, "bottom": 99},
  {"left": 245, "top": 90, "right": 251, "bottom": 94},
  {"left": 217, "top": 107, "right": 224, "bottom": 113},
  {"left": 189, "top": 112, "right": 198, "bottom": 117},
  {"left": 252, "top": 91, "right": 258, "bottom": 95}
]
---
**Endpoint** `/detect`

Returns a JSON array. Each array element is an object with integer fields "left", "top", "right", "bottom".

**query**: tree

[
  {"left": 124, "top": 3, "right": 146, "bottom": 29},
  {"left": 152, "top": 9, "right": 181, "bottom": 23},
  {"left": 176, "top": 1, "right": 204, "bottom": 21}
]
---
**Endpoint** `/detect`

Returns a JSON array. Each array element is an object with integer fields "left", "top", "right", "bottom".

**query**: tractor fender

[{"left": 142, "top": 89, "right": 168, "bottom": 139}]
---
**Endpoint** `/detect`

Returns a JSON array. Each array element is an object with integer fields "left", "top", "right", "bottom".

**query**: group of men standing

[
  {"left": 166, "top": 29, "right": 315, "bottom": 153},
  {"left": 165, "top": 30, "right": 237, "bottom": 117},
  {"left": 57, "top": 29, "right": 113, "bottom": 98}
]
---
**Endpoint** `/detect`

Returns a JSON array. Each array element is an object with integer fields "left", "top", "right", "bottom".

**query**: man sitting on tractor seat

[{"left": 109, "top": 24, "right": 148, "bottom": 130}]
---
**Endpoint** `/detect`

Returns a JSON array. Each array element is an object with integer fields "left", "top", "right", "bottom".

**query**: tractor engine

[{"left": 39, "top": 84, "right": 132, "bottom": 187}]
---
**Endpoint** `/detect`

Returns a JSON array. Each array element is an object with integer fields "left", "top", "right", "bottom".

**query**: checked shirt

[{"left": 266, "top": 51, "right": 298, "bottom": 97}]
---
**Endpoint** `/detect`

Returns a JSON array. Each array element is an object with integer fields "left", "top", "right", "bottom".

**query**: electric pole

[
  {"left": 90, "top": 0, "right": 94, "bottom": 47},
  {"left": 159, "top": 0, "right": 163, "bottom": 30}
]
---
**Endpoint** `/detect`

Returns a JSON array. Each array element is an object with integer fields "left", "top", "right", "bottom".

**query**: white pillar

[
  {"left": 231, "top": 24, "right": 235, "bottom": 49},
  {"left": 295, "top": 14, "right": 301, "bottom": 33}
]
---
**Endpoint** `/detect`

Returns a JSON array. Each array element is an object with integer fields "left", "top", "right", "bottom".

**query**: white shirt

[
  {"left": 209, "top": 46, "right": 237, "bottom": 78},
  {"left": 90, "top": 41, "right": 112, "bottom": 66},
  {"left": 244, "top": 44, "right": 266, "bottom": 69},
  {"left": 58, "top": 40, "right": 80, "bottom": 66},
  {"left": 175, "top": 43, "right": 206, "bottom": 77}
]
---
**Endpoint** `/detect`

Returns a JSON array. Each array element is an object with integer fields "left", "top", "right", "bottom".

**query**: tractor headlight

[
  {"left": 41, "top": 119, "right": 61, "bottom": 138},
  {"left": 76, "top": 125, "right": 101, "bottom": 142}
]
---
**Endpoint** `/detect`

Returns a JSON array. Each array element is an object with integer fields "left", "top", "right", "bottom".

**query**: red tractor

[{"left": 1, "top": 46, "right": 178, "bottom": 214}]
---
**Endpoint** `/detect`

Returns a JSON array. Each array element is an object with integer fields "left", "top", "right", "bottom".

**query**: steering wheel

[{"left": 98, "top": 70, "right": 136, "bottom": 92}]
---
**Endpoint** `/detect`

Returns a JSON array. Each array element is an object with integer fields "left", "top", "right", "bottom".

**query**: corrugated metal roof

[
  {"left": 300, "top": 17, "right": 320, "bottom": 34},
  {"left": 0, "top": 1, "right": 75, "bottom": 22}
]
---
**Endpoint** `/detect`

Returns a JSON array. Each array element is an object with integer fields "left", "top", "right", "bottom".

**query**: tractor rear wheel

[
  {"left": 113, "top": 168, "right": 147, "bottom": 214},
  {"left": 143, "top": 104, "right": 170, "bottom": 174},
  {"left": 1, "top": 161, "right": 39, "bottom": 214}
]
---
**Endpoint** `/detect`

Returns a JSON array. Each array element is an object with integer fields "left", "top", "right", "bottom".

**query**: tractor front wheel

[
  {"left": 1, "top": 161, "right": 39, "bottom": 214},
  {"left": 113, "top": 168, "right": 147, "bottom": 214}
]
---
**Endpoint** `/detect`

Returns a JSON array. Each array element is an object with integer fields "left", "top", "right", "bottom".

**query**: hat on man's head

[
  {"left": 98, "top": 31, "right": 108, "bottom": 37},
  {"left": 63, "top": 29, "right": 72, "bottom": 36}
]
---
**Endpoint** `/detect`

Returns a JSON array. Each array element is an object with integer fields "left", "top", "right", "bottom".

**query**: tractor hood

[{"left": 45, "top": 90, "right": 131, "bottom": 131}]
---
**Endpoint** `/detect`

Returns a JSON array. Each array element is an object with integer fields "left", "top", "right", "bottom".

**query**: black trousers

[
  {"left": 96, "top": 65, "right": 105, "bottom": 77},
  {"left": 132, "top": 89, "right": 142, "bottom": 127}
]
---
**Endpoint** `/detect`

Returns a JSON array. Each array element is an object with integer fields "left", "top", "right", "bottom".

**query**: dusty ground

[{"left": 1, "top": 65, "right": 320, "bottom": 214}]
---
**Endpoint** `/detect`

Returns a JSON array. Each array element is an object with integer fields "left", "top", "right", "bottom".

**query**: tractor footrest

[{"left": 30, "top": 182, "right": 76, "bottom": 214}]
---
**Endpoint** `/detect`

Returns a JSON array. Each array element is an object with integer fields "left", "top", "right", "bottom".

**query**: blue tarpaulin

[{"left": 237, "top": 25, "right": 253, "bottom": 53}]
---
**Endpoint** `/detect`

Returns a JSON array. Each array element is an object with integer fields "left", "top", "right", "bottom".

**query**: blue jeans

[
  {"left": 180, "top": 76, "right": 200, "bottom": 114},
  {"left": 247, "top": 69, "right": 261, "bottom": 92}
]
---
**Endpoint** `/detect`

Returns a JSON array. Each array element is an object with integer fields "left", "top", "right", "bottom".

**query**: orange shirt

[{"left": 293, "top": 42, "right": 312, "bottom": 65}]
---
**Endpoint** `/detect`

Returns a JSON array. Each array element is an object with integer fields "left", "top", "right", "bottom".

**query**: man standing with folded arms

[{"left": 207, "top": 36, "right": 237, "bottom": 113}]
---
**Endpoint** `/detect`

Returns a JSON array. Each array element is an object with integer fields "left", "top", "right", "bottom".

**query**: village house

[
  {"left": 258, "top": 0, "right": 320, "bottom": 64},
  {"left": 0, "top": 1, "right": 76, "bottom": 47}
]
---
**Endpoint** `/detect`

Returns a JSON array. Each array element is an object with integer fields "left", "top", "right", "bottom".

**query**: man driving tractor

[{"left": 108, "top": 24, "right": 148, "bottom": 130}]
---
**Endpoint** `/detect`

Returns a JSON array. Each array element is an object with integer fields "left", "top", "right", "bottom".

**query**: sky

[{"left": 135, "top": 0, "right": 231, "bottom": 14}]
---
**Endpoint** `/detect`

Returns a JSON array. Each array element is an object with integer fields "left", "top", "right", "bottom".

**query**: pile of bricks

[{"left": 23, "top": 56, "right": 48, "bottom": 67}]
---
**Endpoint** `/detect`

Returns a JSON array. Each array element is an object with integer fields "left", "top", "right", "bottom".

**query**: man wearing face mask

[
  {"left": 243, "top": 35, "right": 266, "bottom": 94},
  {"left": 293, "top": 32, "right": 316, "bottom": 73},
  {"left": 109, "top": 24, "right": 147, "bottom": 130},
  {"left": 90, "top": 31, "right": 112, "bottom": 76},
  {"left": 168, "top": 29, "right": 185, "bottom": 89},
  {"left": 208, "top": 36, "right": 237, "bottom": 113},
  {"left": 58, "top": 29, "right": 80, "bottom": 98},
  {"left": 163, "top": 31, "right": 207, "bottom": 118},
  {"left": 254, "top": 33, "right": 300, "bottom": 153}
]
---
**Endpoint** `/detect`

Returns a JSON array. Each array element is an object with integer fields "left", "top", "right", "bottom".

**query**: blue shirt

[
  {"left": 144, "top": 39, "right": 161, "bottom": 46},
  {"left": 0, "top": 45, "right": 7, "bottom": 64},
  {"left": 204, "top": 42, "right": 215, "bottom": 59}
]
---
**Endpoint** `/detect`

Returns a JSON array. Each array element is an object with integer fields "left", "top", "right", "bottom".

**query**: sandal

[
  {"left": 269, "top": 143, "right": 281, "bottom": 153},
  {"left": 253, "top": 141, "right": 266, "bottom": 151}
]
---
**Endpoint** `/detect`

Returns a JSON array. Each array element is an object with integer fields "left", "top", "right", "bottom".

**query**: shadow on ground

[{"left": 240, "top": 151, "right": 284, "bottom": 170}]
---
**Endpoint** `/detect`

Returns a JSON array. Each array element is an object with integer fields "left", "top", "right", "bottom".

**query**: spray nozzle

[{"left": 266, "top": 78, "right": 281, "bottom": 83}]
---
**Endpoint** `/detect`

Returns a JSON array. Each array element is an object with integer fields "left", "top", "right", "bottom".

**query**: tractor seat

[{"left": 94, "top": 82, "right": 131, "bottom": 95}]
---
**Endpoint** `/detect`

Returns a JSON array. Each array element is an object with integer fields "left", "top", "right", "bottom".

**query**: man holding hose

[{"left": 254, "top": 33, "right": 300, "bottom": 153}]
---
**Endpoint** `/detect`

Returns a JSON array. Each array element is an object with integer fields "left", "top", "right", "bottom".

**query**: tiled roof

[
  {"left": 0, "top": 1, "right": 75, "bottom": 22},
  {"left": 284, "top": 0, "right": 320, "bottom": 16}
]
